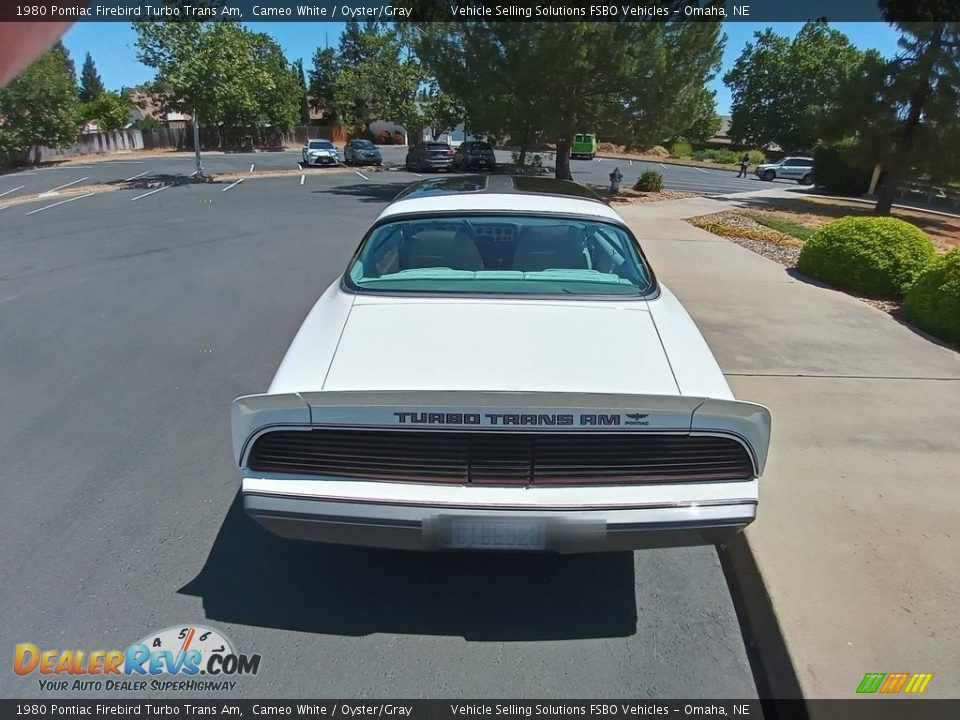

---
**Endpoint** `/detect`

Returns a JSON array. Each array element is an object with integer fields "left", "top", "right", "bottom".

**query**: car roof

[{"left": 379, "top": 175, "right": 622, "bottom": 223}]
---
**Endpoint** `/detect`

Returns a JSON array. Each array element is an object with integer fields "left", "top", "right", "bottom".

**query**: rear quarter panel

[{"left": 646, "top": 285, "right": 733, "bottom": 400}]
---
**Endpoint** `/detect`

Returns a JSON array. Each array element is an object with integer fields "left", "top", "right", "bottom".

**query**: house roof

[{"left": 127, "top": 91, "right": 192, "bottom": 122}]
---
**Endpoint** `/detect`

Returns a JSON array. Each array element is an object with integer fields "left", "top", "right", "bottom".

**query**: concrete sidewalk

[{"left": 618, "top": 195, "right": 960, "bottom": 702}]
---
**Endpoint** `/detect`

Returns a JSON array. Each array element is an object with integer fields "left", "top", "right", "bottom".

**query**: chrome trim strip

[{"left": 241, "top": 490, "right": 757, "bottom": 513}]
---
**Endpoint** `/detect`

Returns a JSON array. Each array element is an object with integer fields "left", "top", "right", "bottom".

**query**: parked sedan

[
  {"left": 755, "top": 156, "right": 815, "bottom": 184},
  {"left": 302, "top": 139, "right": 340, "bottom": 166},
  {"left": 453, "top": 141, "right": 497, "bottom": 171},
  {"left": 405, "top": 142, "right": 455, "bottom": 172},
  {"left": 344, "top": 139, "right": 382, "bottom": 166}
]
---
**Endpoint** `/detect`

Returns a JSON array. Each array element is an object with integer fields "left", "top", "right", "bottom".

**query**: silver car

[
  {"left": 755, "top": 156, "right": 814, "bottom": 185},
  {"left": 302, "top": 139, "right": 340, "bottom": 166}
]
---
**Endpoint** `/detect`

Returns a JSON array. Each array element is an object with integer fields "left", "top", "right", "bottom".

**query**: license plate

[{"left": 441, "top": 519, "right": 546, "bottom": 550}]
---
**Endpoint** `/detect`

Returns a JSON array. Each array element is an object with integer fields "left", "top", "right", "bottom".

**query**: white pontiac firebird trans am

[{"left": 231, "top": 175, "right": 771, "bottom": 552}]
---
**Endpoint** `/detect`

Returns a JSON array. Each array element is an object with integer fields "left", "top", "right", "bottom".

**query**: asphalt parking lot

[
  {"left": 0, "top": 145, "right": 789, "bottom": 204},
  {"left": 0, "top": 171, "right": 762, "bottom": 700}
]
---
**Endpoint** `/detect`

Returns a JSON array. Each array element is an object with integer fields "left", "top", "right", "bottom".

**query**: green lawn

[{"left": 745, "top": 213, "right": 815, "bottom": 242}]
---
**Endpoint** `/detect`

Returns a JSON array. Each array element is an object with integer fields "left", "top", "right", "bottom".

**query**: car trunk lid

[{"left": 321, "top": 298, "right": 679, "bottom": 396}]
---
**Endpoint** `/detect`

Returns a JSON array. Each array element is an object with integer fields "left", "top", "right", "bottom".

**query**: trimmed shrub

[
  {"left": 796, "top": 216, "right": 937, "bottom": 299},
  {"left": 670, "top": 140, "right": 693, "bottom": 158},
  {"left": 813, "top": 142, "right": 871, "bottom": 196},
  {"left": 647, "top": 145, "right": 670, "bottom": 157},
  {"left": 634, "top": 170, "right": 663, "bottom": 192},
  {"left": 747, "top": 150, "right": 766, "bottom": 165},
  {"left": 903, "top": 248, "right": 960, "bottom": 344},
  {"left": 692, "top": 148, "right": 740, "bottom": 164}
]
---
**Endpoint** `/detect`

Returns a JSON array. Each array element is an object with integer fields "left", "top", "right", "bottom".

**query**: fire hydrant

[{"left": 609, "top": 167, "right": 623, "bottom": 194}]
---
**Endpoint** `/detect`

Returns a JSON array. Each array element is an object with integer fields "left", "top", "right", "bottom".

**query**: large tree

[
  {"left": 80, "top": 91, "right": 132, "bottom": 132},
  {"left": 675, "top": 85, "right": 721, "bottom": 144},
  {"left": 331, "top": 23, "right": 423, "bottom": 137},
  {"left": 293, "top": 58, "right": 310, "bottom": 125},
  {"left": 134, "top": 22, "right": 299, "bottom": 134},
  {"left": 418, "top": 83, "right": 464, "bottom": 141},
  {"left": 821, "top": 21, "right": 960, "bottom": 215},
  {"left": 413, "top": 21, "right": 723, "bottom": 179},
  {"left": 308, "top": 46, "right": 338, "bottom": 122},
  {"left": 723, "top": 21, "right": 866, "bottom": 153},
  {"left": 79, "top": 52, "right": 106, "bottom": 102},
  {"left": 0, "top": 42, "right": 80, "bottom": 155}
]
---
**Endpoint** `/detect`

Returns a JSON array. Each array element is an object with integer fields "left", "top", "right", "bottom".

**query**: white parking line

[
  {"left": 249, "top": 164, "right": 255, "bottom": 173},
  {"left": 131, "top": 185, "right": 172, "bottom": 201},
  {"left": 124, "top": 170, "right": 150, "bottom": 182},
  {"left": 659, "top": 163, "right": 667, "bottom": 169},
  {"left": 629, "top": 160, "right": 633, "bottom": 166},
  {"left": 222, "top": 178, "right": 244, "bottom": 192},
  {"left": 188, "top": 170, "right": 199, "bottom": 178},
  {"left": 353, "top": 169, "right": 370, "bottom": 180},
  {"left": 412, "top": 172, "right": 423, "bottom": 178},
  {"left": 42, "top": 177, "right": 89, "bottom": 195},
  {"left": 0, "top": 185, "right": 25, "bottom": 198},
  {"left": 693, "top": 167, "right": 710, "bottom": 174},
  {"left": 25, "top": 192, "right": 95, "bottom": 215},
  {"left": 300, "top": 175, "right": 305, "bottom": 186}
]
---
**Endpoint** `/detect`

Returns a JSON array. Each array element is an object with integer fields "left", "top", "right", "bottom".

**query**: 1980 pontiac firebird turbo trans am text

[{"left": 231, "top": 175, "right": 772, "bottom": 552}]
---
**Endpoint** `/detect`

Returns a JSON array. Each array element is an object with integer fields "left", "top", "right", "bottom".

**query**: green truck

[{"left": 571, "top": 133, "right": 597, "bottom": 160}]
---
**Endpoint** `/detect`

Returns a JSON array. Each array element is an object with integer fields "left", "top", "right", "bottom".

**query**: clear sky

[{"left": 62, "top": 21, "right": 903, "bottom": 115}]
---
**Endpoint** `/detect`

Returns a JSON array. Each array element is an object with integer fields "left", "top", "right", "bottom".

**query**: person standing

[{"left": 737, "top": 152, "right": 750, "bottom": 178}]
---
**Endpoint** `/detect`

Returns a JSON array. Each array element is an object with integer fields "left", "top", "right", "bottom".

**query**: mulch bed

[{"left": 587, "top": 184, "right": 699, "bottom": 204}]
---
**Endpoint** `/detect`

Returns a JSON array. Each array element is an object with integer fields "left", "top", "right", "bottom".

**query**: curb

[
  {"left": 596, "top": 153, "right": 743, "bottom": 174},
  {"left": 718, "top": 532, "right": 809, "bottom": 718}
]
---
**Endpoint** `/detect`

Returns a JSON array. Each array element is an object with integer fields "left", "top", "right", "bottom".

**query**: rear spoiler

[{"left": 232, "top": 391, "right": 771, "bottom": 475}]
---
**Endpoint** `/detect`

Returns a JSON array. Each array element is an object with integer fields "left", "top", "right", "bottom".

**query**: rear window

[
  {"left": 345, "top": 215, "right": 654, "bottom": 297},
  {"left": 472, "top": 142, "right": 493, "bottom": 150}
]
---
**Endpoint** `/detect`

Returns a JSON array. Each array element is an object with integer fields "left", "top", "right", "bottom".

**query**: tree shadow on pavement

[
  {"left": 786, "top": 267, "right": 960, "bottom": 354},
  {"left": 103, "top": 174, "right": 215, "bottom": 190},
  {"left": 319, "top": 182, "right": 410, "bottom": 204},
  {"left": 179, "top": 492, "right": 638, "bottom": 641}
]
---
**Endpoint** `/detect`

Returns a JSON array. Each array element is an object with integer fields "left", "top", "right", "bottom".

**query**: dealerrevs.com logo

[{"left": 14, "top": 625, "right": 261, "bottom": 692}]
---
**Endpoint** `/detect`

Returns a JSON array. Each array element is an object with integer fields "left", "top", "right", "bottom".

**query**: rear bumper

[
  {"left": 463, "top": 157, "right": 496, "bottom": 169},
  {"left": 242, "top": 479, "right": 756, "bottom": 553}
]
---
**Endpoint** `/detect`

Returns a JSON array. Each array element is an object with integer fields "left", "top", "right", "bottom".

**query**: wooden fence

[{"left": 2, "top": 130, "right": 144, "bottom": 165}]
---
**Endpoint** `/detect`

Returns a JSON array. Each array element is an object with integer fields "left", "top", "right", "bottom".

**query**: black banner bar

[
  {"left": 3, "top": 700, "right": 960, "bottom": 720},
  {"left": 5, "top": 0, "right": 960, "bottom": 23}
]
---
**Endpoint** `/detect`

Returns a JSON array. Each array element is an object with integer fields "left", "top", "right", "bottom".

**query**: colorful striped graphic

[{"left": 857, "top": 672, "right": 933, "bottom": 694}]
